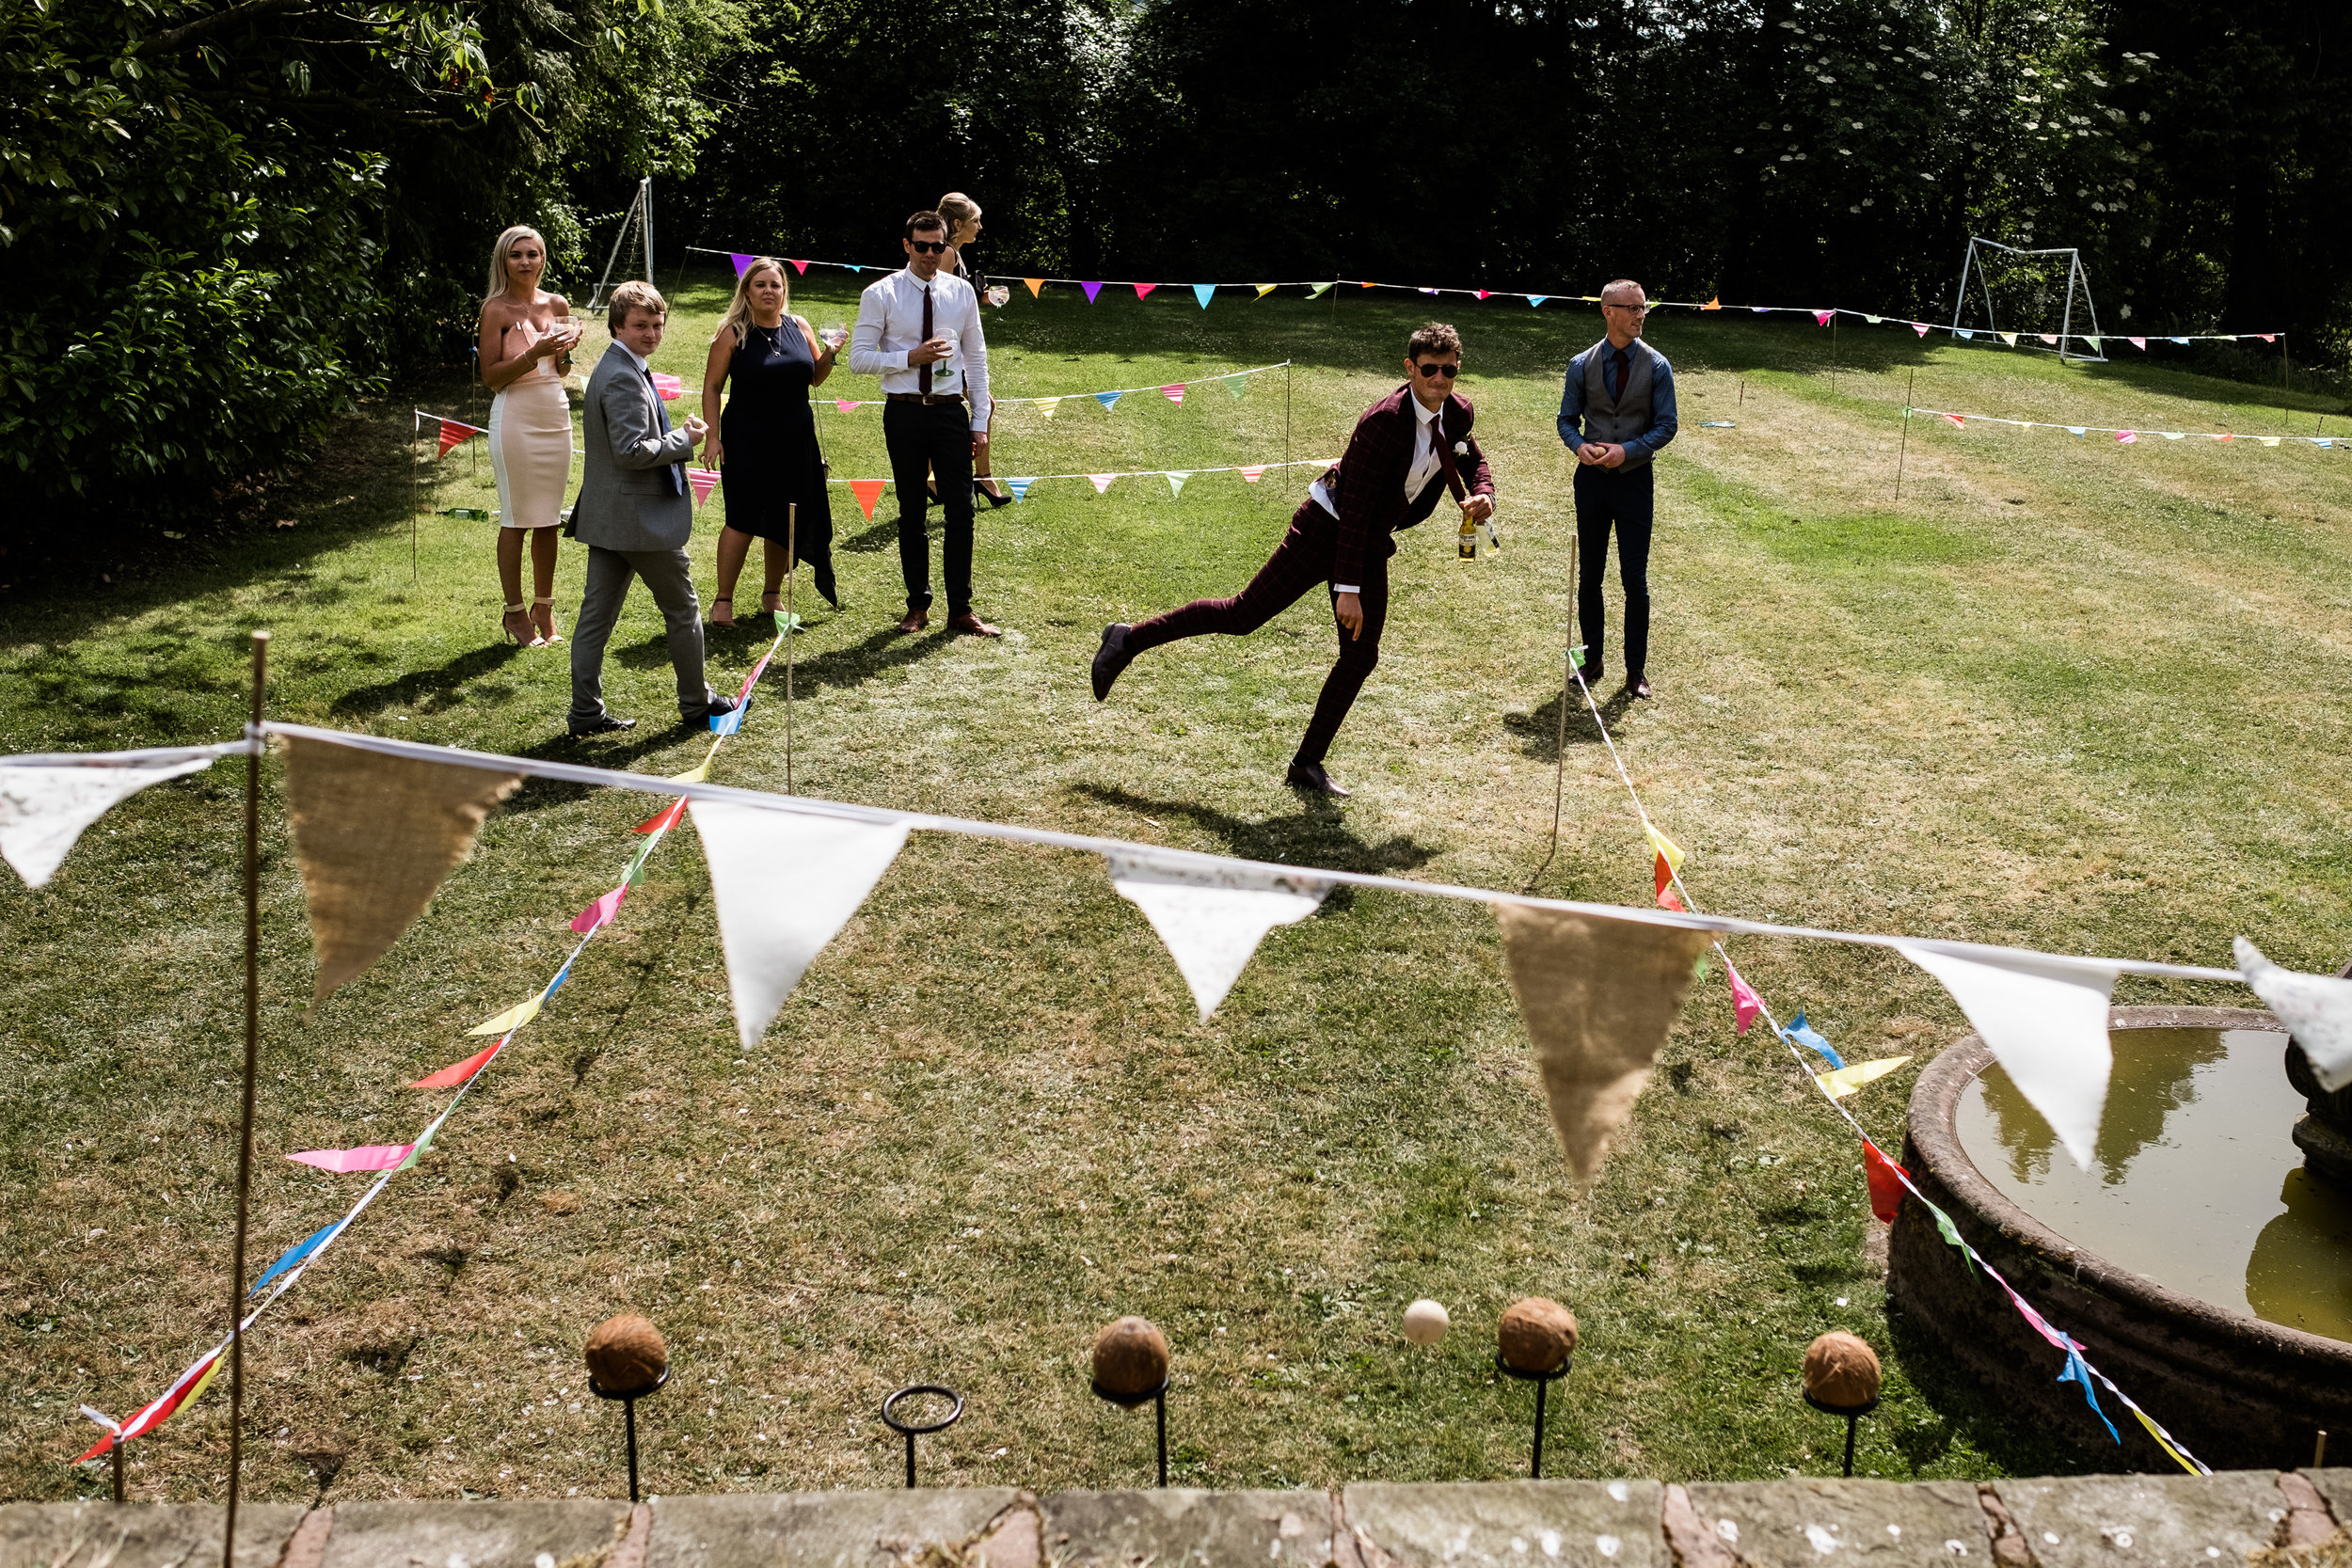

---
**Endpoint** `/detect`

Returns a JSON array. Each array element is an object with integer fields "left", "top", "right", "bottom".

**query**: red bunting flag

[
  {"left": 849, "top": 479, "right": 886, "bottom": 520},
  {"left": 632, "top": 799, "right": 688, "bottom": 834},
  {"left": 437, "top": 420, "right": 479, "bottom": 458},
  {"left": 409, "top": 1041, "right": 501, "bottom": 1089},
  {"left": 1654, "top": 852, "right": 1683, "bottom": 911},
  {"left": 75, "top": 1351, "right": 223, "bottom": 1460},
  {"left": 1476, "top": 290, "right": 1491, "bottom": 300},
  {"left": 1941, "top": 414, "right": 1964, "bottom": 428},
  {"left": 787, "top": 259, "right": 809, "bottom": 275},
  {"left": 1133, "top": 283, "right": 1157, "bottom": 299},
  {"left": 1159, "top": 385, "right": 1185, "bottom": 405},
  {"left": 1239, "top": 466, "right": 1266, "bottom": 483},
  {"left": 1862, "top": 1139, "right": 1909, "bottom": 1223},
  {"left": 2256, "top": 333, "right": 2276, "bottom": 343}
]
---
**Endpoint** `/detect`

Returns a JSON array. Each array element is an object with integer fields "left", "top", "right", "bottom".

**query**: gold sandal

[
  {"left": 531, "top": 595, "right": 564, "bottom": 646},
  {"left": 502, "top": 602, "right": 543, "bottom": 647}
]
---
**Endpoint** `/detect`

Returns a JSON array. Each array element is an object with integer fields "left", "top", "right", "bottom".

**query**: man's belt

[{"left": 885, "top": 392, "right": 966, "bottom": 405}]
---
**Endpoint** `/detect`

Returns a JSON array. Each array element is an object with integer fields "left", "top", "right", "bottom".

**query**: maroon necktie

[{"left": 918, "top": 284, "right": 933, "bottom": 396}]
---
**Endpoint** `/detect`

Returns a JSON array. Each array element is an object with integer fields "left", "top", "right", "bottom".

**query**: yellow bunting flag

[
  {"left": 1494, "top": 902, "right": 1713, "bottom": 1185},
  {"left": 1815, "top": 1055, "right": 1912, "bottom": 1100},
  {"left": 1998, "top": 331, "right": 2019, "bottom": 345},
  {"left": 1022, "top": 277, "right": 1044, "bottom": 298},
  {"left": 468, "top": 990, "right": 546, "bottom": 1037},
  {"left": 669, "top": 737, "right": 722, "bottom": 784},
  {"left": 282, "top": 736, "right": 523, "bottom": 1000},
  {"left": 1644, "top": 822, "right": 1685, "bottom": 876},
  {"left": 1254, "top": 284, "right": 1277, "bottom": 298},
  {"left": 1040, "top": 398, "right": 1061, "bottom": 419}
]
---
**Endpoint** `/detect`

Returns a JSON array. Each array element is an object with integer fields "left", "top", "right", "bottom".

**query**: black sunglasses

[
  {"left": 1413, "top": 362, "right": 1460, "bottom": 378},
  {"left": 908, "top": 239, "right": 947, "bottom": 254}
]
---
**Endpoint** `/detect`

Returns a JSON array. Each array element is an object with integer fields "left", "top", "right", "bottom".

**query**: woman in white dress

[{"left": 478, "top": 225, "right": 582, "bottom": 646}]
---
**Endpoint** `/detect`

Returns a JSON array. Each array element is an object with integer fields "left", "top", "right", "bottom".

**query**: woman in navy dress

[{"left": 699, "top": 256, "right": 839, "bottom": 623}]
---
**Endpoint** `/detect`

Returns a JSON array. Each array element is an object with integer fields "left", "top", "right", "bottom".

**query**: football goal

[
  {"left": 585, "top": 178, "right": 656, "bottom": 312},
  {"left": 1948, "top": 236, "right": 2107, "bottom": 363}
]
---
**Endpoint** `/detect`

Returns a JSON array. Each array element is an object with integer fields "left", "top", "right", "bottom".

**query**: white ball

[{"left": 1403, "top": 1298, "right": 1450, "bottom": 1345}]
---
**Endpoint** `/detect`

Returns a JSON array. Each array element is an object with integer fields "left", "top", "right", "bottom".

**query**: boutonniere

[{"left": 1453, "top": 440, "right": 1469, "bottom": 455}]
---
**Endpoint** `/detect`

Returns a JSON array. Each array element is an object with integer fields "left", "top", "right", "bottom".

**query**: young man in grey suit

[
  {"left": 1557, "top": 278, "right": 1678, "bottom": 700},
  {"left": 567, "top": 280, "right": 738, "bottom": 736}
]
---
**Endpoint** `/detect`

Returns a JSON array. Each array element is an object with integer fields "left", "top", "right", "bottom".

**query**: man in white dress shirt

[{"left": 850, "top": 210, "right": 1000, "bottom": 636}]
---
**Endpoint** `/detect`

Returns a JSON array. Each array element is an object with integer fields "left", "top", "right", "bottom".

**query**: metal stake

[
  {"left": 881, "top": 1385, "right": 963, "bottom": 1489},
  {"left": 1894, "top": 369, "right": 1916, "bottom": 502},
  {"left": 1090, "top": 1375, "right": 1170, "bottom": 1488},
  {"left": 1526, "top": 524, "right": 1578, "bottom": 893},
  {"left": 410, "top": 415, "right": 421, "bottom": 582},
  {"left": 223, "top": 630, "right": 267, "bottom": 1568},
  {"left": 1830, "top": 314, "right": 1838, "bottom": 396},
  {"left": 1804, "top": 1390, "right": 1878, "bottom": 1478},
  {"left": 1495, "top": 1353, "right": 1571, "bottom": 1480},
  {"left": 112, "top": 1434, "right": 125, "bottom": 1504},
  {"left": 591, "top": 1366, "right": 670, "bottom": 1502},
  {"left": 1284, "top": 361, "right": 1294, "bottom": 487}
]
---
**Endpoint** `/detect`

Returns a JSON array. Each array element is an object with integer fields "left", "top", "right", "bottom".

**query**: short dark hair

[
  {"left": 905, "top": 210, "right": 947, "bottom": 239},
  {"left": 1407, "top": 322, "right": 1462, "bottom": 361}
]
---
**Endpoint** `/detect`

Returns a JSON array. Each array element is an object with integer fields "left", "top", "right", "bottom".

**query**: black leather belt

[{"left": 885, "top": 392, "right": 965, "bottom": 405}]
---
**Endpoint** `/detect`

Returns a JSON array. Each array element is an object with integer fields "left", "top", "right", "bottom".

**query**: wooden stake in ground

[
  {"left": 1830, "top": 314, "right": 1838, "bottom": 397},
  {"left": 785, "top": 502, "right": 795, "bottom": 796},
  {"left": 1894, "top": 368, "right": 1916, "bottom": 502},
  {"left": 223, "top": 629, "right": 267, "bottom": 1568},
  {"left": 1526, "top": 524, "right": 1579, "bottom": 893},
  {"left": 409, "top": 416, "right": 421, "bottom": 583},
  {"left": 1283, "top": 361, "right": 1293, "bottom": 499}
]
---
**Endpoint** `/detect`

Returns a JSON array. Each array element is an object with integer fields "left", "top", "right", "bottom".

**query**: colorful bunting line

[
  {"left": 827, "top": 456, "right": 1336, "bottom": 504},
  {"left": 1914, "top": 408, "right": 2337, "bottom": 450}
]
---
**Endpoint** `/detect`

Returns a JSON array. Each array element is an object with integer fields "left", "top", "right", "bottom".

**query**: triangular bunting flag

[
  {"left": 650, "top": 372, "right": 683, "bottom": 401},
  {"left": 1784, "top": 1012, "right": 1844, "bottom": 1069},
  {"left": 2039, "top": 333, "right": 2058, "bottom": 345},
  {"left": 1815, "top": 310, "right": 1834, "bottom": 326},
  {"left": 1527, "top": 295, "right": 1549, "bottom": 308},
  {"left": 1308, "top": 282, "right": 1334, "bottom": 298},
  {"left": 2257, "top": 333, "right": 2277, "bottom": 343},
  {"left": 2128, "top": 337, "right": 2146, "bottom": 349},
  {"left": 1726, "top": 961, "right": 1763, "bottom": 1035},
  {"left": 1192, "top": 284, "right": 1216, "bottom": 309},
  {"left": 1702, "top": 297, "right": 1721, "bottom": 310},
  {"left": 687, "top": 467, "right": 721, "bottom": 509},
  {"left": 2169, "top": 336, "right": 2190, "bottom": 345},
  {"left": 1089, "top": 473, "right": 1116, "bottom": 494},
  {"left": 632, "top": 799, "right": 687, "bottom": 835},
  {"left": 2260, "top": 436, "right": 2281, "bottom": 448},
  {"left": 1081, "top": 281, "right": 1104, "bottom": 304},
  {"left": 1865, "top": 314, "right": 1883, "bottom": 325},
  {"left": 1023, "top": 277, "right": 1044, "bottom": 298},
  {"left": 77, "top": 1350, "right": 224, "bottom": 1459},
  {"left": 1998, "top": 331, "right": 2019, "bottom": 345},
  {"left": 1222, "top": 374, "right": 1247, "bottom": 398},
  {"left": 1133, "top": 283, "right": 1157, "bottom": 299},
  {"left": 834, "top": 400, "right": 861, "bottom": 412},
  {"left": 282, "top": 736, "right": 522, "bottom": 999},
  {"left": 570, "top": 882, "right": 628, "bottom": 934},
  {"left": 1956, "top": 329, "right": 1975, "bottom": 341},
  {"left": 1816, "top": 1055, "right": 1911, "bottom": 1100},
  {"left": 1913, "top": 323, "right": 1931, "bottom": 337},
  {"left": 1861, "top": 1139, "right": 1908, "bottom": 1223},
  {"left": 1643, "top": 822, "right": 1683, "bottom": 875},
  {"left": 1007, "top": 478, "right": 1034, "bottom": 502},
  {"left": 409, "top": 1039, "right": 501, "bottom": 1089},
  {"left": 1653, "top": 852, "right": 1682, "bottom": 911},
  {"left": 438, "top": 420, "right": 477, "bottom": 458},
  {"left": 849, "top": 479, "right": 886, "bottom": 520},
  {"left": 1095, "top": 391, "right": 1122, "bottom": 412},
  {"left": 1239, "top": 466, "right": 1266, "bottom": 483},
  {"left": 2066, "top": 427, "right": 2087, "bottom": 436},
  {"left": 1160, "top": 384, "right": 1185, "bottom": 405},
  {"left": 0, "top": 745, "right": 227, "bottom": 887},
  {"left": 1898, "top": 943, "right": 2117, "bottom": 1169},
  {"left": 1165, "top": 471, "right": 1190, "bottom": 497},
  {"left": 1361, "top": 281, "right": 1378, "bottom": 290},
  {"left": 2236, "top": 938, "right": 2352, "bottom": 1091},
  {"left": 1477, "top": 290, "right": 1492, "bottom": 300},
  {"left": 2208, "top": 433, "right": 2228, "bottom": 441},
  {"left": 689, "top": 800, "right": 911, "bottom": 1049},
  {"left": 1107, "top": 852, "right": 1328, "bottom": 1019},
  {"left": 709, "top": 691, "right": 753, "bottom": 736},
  {"left": 1942, "top": 414, "right": 1964, "bottom": 427},
  {"left": 1254, "top": 284, "right": 1276, "bottom": 299},
  {"left": 249, "top": 1222, "right": 339, "bottom": 1296},
  {"left": 787, "top": 259, "right": 808, "bottom": 275},
  {"left": 467, "top": 990, "right": 545, "bottom": 1037},
  {"left": 2083, "top": 336, "right": 2102, "bottom": 349},
  {"left": 1039, "top": 398, "right": 1060, "bottom": 419},
  {"left": 2117, "top": 431, "right": 2137, "bottom": 444},
  {"left": 1493, "top": 903, "right": 1712, "bottom": 1185},
  {"left": 287, "top": 1142, "right": 417, "bottom": 1173},
  {"left": 730, "top": 253, "right": 755, "bottom": 277},
  {"left": 2058, "top": 1348, "right": 2122, "bottom": 1443}
]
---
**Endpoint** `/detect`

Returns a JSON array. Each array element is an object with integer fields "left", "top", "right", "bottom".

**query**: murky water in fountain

[{"left": 1954, "top": 1027, "right": 2352, "bottom": 1342}]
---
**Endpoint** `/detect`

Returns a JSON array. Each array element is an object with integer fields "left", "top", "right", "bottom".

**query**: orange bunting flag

[
  {"left": 1863, "top": 1139, "right": 1910, "bottom": 1223},
  {"left": 1654, "top": 852, "right": 1683, "bottom": 911},
  {"left": 1023, "top": 277, "right": 1044, "bottom": 298},
  {"left": 1239, "top": 466, "right": 1266, "bottom": 483},
  {"left": 409, "top": 1040, "right": 501, "bottom": 1089},
  {"left": 849, "top": 479, "right": 886, "bottom": 520},
  {"left": 1702, "top": 297, "right": 1722, "bottom": 311}
]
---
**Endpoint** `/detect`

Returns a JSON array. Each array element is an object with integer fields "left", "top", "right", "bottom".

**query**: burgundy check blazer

[{"left": 1320, "top": 384, "right": 1496, "bottom": 590}]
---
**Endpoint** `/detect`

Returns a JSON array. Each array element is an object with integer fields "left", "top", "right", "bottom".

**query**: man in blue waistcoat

[{"left": 1557, "top": 279, "right": 1678, "bottom": 699}]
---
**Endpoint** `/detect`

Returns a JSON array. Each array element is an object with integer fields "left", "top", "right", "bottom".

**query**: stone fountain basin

[{"left": 1890, "top": 1006, "right": 2352, "bottom": 1471}]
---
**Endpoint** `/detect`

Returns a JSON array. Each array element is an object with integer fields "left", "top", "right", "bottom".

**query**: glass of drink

[
  {"left": 930, "top": 327, "right": 961, "bottom": 390},
  {"left": 986, "top": 284, "right": 1010, "bottom": 309},
  {"left": 818, "top": 323, "right": 848, "bottom": 351}
]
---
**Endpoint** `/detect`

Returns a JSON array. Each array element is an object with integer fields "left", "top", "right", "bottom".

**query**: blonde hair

[
  {"left": 606, "top": 279, "right": 667, "bottom": 334},
  {"left": 485, "top": 225, "right": 548, "bottom": 303},
  {"left": 720, "top": 258, "right": 788, "bottom": 344},
  {"left": 937, "top": 192, "right": 980, "bottom": 241}
]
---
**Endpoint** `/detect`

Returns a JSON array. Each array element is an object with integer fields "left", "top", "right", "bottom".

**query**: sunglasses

[
  {"left": 1413, "top": 362, "right": 1460, "bottom": 378},
  {"left": 908, "top": 239, "right": 947, "bottom": 254},
  {"left": 1605, "top": 302, "right": 1650, "bottom": 314}
]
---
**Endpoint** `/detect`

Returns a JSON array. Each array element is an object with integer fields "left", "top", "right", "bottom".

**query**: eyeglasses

[
  {"left": 908, "top": 239, "right": 947, "bottom": 254},
  {"left": 1604, "top": 302, "right": 1650, "bottom": 314},
  {"left": 1413, "top": 362, "right": 1460, "bottom": 378}
]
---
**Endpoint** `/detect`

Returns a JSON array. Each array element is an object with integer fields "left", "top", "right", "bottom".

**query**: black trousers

[
  {"left": 883, "top": 400, "right": 976, "bottom": 615},
  {"left": 1574, "top": 462, "right": 1655, "bottom": 681},
  {"left": 1127, "top": 499, "right": 1388, "bottom": 765}
]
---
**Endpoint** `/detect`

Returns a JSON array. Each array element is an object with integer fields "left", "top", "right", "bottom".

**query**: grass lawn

[{"left": 2, "top": 264, "right": 2348, "bottom": 1504}]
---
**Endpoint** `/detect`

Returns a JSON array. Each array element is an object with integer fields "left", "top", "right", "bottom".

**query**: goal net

[{"left": 1949, "top": 237, "right": 2106, "bottom": 362}]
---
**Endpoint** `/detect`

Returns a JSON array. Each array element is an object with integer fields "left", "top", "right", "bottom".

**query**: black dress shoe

[
  {"left": 1285, "top": 760, "right": 1351, "bottom": 798},
  {"left": 569, "top": 714, "right": 637, "bottom": 736},
  {"left": 1629, "top": 675, "right": 1653, "bottom": 700},
  {"left": 683, "top": 693, "right": 739, "bottom": 726},
  {"left": 1091, "top": 624, "right": 1136, "bottom": 701}
]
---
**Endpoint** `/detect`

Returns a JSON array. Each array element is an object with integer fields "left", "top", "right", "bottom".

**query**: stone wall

[{"left": 4, "top": 1470, "right": 2345, "bottom": 1568}]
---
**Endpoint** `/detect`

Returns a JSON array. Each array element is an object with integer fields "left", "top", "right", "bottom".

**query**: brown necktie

[{"left": 918, "top": 284, "right": 933, "bottom": 396}]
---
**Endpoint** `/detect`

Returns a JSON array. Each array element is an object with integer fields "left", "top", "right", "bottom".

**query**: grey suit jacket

[{"left": 573, "top": 342, "right": 696, "bottom": 550}]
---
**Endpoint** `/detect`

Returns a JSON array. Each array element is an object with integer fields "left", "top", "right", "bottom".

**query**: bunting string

[{"left": 1913, "top": 408, "right": 2337, "bottom": 449}]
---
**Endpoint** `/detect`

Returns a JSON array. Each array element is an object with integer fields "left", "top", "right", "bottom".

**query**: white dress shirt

[
  {"left": 1319, "top": 394, "right": 1444, "bottom": 594},
  {"left": 850, "top": 266, "right": 992, "bottom": 432}
]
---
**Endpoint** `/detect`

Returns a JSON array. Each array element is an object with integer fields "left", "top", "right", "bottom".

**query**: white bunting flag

[
  {"left": 691, "top": 800, "right": 911, "bottom": 1048},
  {"left": 0, "top": 744, "right": 238, "bottom": 887},
  {"left": 1899, "top": 944, "right": 2117, "bottom": 1168},
  {"left": 1107, "top": 852, "right": 1328, "bottom": 1018},
  {"left": 2236, "top": 938, "right": 2352, "bottom": 1092}
]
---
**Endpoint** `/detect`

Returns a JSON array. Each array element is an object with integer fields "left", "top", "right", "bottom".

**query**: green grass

[{"left": 2, "top": 264, "right": 2349, "bottom": 1504}]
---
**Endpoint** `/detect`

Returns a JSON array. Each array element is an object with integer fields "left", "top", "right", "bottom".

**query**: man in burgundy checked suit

[{"left": 1090, "top": 323, "right": 1497, "bottom": 797}]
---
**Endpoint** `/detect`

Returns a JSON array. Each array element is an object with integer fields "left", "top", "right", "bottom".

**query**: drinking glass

[
  {"left": 930, "top": 327, "right": 961, "bottom": 390},
  {"left": 818, "top": 322, "right": 848, "bottom": 350}
]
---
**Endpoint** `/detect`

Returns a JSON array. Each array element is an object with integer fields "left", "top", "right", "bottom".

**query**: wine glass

[
  {"left": 930, "top": 327, "right": 961, "bottom": 389},
  {"left": 986, "top": 284, "right": 1010, "bottom": 309},
  {"left": 818, "top": 323, "right": 848, "bottom": 351}
]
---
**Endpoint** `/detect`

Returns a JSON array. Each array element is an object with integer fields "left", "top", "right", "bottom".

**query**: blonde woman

[
  {"left": 699, "top": 257, "right": 838, "bottom": 626},
  {"left": 478, "top": 225, "right": 582, "bottom": 646},
  {"left": 936, "top": 192, "right": 1011, "bottom": 508}
]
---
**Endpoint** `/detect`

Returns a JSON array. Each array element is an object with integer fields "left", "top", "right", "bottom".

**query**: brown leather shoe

[
  {"left": 947, "top": 612, "right": 1002, "bottom": 638},
  {"left": 896, "top": 609, "right": 929, "bottom": 634}
]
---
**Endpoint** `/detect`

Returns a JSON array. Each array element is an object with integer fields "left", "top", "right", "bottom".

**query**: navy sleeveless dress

[{"left": 720, "top": 319, "right": 837, "bottom": 606}]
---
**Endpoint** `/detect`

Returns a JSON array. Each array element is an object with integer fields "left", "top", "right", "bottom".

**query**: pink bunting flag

[
  {"left": 2039, "top": 333, "right": 2058, "bottom": 344},
  {"left": 571, "top": 882, "right": 629, "bottom": 934},
  {"left": 834, "top": 400, "right": 861, "bottom": 412},
  {"left": 1476, "top": 290, "right": 1491, "bottom": 300},
  {"left": 2128, "top": 337, "right": 2147, "bottom": 349},
  {"left": 287, "top": 1143, "right": 416, "bottom": 1173},
  {"left": 1080, "top": 281, "right": 1104, "bottom": 303},
  {"left": 2211, "top": 432, "right": 2233, "bottom": 443},
  {"left": 686, "top": 467, "right": 721, "bottom": 509},
  {"left": 409, "top": 1040, "right": 501, "bottom": 1089},
  {"left": 1133, "top": 283, "right": 1157, "bottom": 299},
  {"left": 632, "top": 799, "right": 687, "bottom": 835},
  {"left": 437, "top": 420, "right": 479, "bottom": 459},
  {"left": 1159, "top": 385, "right": 1185, "bottom": 405},
  {"left": 1942, "top": 414, "right": 1964, "bottom": 428},
  {"left": 1814, "top": 310, "right": 1834, "bottom": 326},
  {"left": 2117, "top": 430, "right": 2138, "bottom": 444},
  {"left": 787, "top": 259, "right": 809, "bottom": 275},
  {"left": 849, "top": 479, "right": 886, "bottom": 520},
  {"left": 1239, "top": 466, "right": 1266, "bottom": 483},
  {"left": 1727, "top": 962, "right": 1764, "bottom": 1035},
  {"left": 2256, "top": 334, "right": 2277, "bottom": 343},
  {"left": 651, "top": 372, "right": 683, "bottom": 401},
  {"left": 1089, "top": 474, "right": 1116, "bottom": 494}
]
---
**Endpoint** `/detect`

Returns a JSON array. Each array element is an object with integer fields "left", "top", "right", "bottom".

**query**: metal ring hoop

[
  {"left": 882, "top": 1384, "right": 964, "bottom": 1436},
  {"left": 1493, "top": 1351, "right": 1572, "bottom": 1385},
  {"left": 1089, "top": 1374, "right": 1169, "bottom": 1411},
  {"left": 588, "top": 1365, "right": 672, "bottom": 1402},
  {"left": 1803, "top": 1389, "right": 1881, "bottom": 1418}
]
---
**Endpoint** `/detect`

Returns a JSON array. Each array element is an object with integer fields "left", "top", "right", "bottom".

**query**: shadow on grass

[
  {"left": 1067, "top": 782, "right": 1438, "bottom": 879},
  {"left": 1502, "top": 681, "right": 1637, "bottom": 760},
  {"left": 328, "top": 641, "right": 526, "bottom": 717},
  {"left": 1887, "top": 1299, "right": 2098, "bottom": 1478}
]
